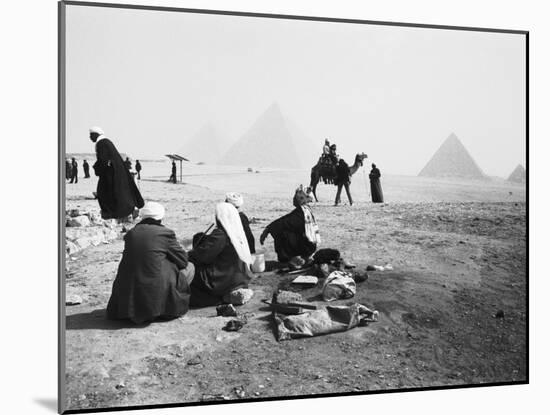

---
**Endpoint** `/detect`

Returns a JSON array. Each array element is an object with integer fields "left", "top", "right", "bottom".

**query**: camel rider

[
  {"left": 323, "top": 139, "right": 330, "bottom": 156},
  {"left": 329, "top": 144, "right": 339, "bottom": 164}
]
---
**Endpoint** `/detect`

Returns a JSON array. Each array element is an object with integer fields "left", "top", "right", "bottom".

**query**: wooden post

[{"left": 179, "top": 159, "right": 183, "bottom": 183}]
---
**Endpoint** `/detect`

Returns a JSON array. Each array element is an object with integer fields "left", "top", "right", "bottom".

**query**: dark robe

[
  {"left": 239, "top": 212, "right": 255, "bottom": 254},
  {"left": 135, "top": 161, "right": 142, "bottom": 180},
  {"left": 65, "top": 160, "right": 71, "bottom": 180},
  {"left": 188, "top": 228, "right": 252, "bottom": 307},
  {"left": 263, "top": 208, "right": 317, "bottom": 263},
  {"left": 106, "top": 219, "right": 191, "bottom": 324},
  {"left": 70, "top": 160, "right": 78, "bottom": 183},
  {"left": 83, "top": 161, "right": 90, "bottom": 178},
  {"left": 93, "top": 137, "right": 144, "bottom": 219},
  {"left": 369, "top": 167, "right": 384, "bottom": 203}
]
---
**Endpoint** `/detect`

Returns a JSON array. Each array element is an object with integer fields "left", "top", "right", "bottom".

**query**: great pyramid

[
  {"left": 419, "top": 133, "right": 485, "bottom": 179},
  {"left": 177, "top": 123, "right": 228, "bottom": 164},
  {"left": 218, "top": 102, "right": 306, "bottom": 169},
  {"left": 507, "top": 164, "right": 526, "bottom": 183}
]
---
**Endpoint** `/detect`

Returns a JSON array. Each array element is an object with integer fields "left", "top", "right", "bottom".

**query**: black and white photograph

[{"left": 59, "top": 1, "right": 527, "bottom": 413}]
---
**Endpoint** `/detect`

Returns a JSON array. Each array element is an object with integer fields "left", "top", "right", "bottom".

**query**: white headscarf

[
  {"left": 89, "top": 126, "right": 105, "bottom": 135},
  {"left": 225, "top": 192, "right": 244, "bottom": 210},
  {"left": 140, "top": 202, "right": 165, "bottom": 221},
  {"left": 215, "top": 202, "right": 252, "bottom": 266}
]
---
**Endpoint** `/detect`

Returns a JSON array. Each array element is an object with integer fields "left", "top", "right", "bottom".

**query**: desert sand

[{"left": 63, "top": 161, "right": 526, "bottom": 411}]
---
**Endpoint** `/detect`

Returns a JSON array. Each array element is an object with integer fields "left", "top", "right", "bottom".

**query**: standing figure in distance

[
  {"left": 124, "top": 157, "right": 132, "bottom": 171},
  {"left": 83, "top": 159, "right": 90, "bottom": 178},
  {"left": 65, "top": 159, "right": 71, "bottom": 181},
  {"left": 135, "top": 160, "right": 142, "bottom": 180},
  {"left": 69, "top": 157, "right": 78, "bottom": 184},
  {"left": 334, "top": 158, "right": 353, "bottom": 206},
  {"left": 169, "top": 161, "right": 177, "bottom": 183},
  {"left": 89, "top": 126, "right": 144, "bottom": 219},
  {"left": 369, "top": 163, "right": 384, "bottom": 203}
]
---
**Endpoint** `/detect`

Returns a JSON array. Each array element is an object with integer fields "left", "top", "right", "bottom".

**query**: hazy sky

[{"left": 65, "top": 5, "right": 526, "bottom": 176}]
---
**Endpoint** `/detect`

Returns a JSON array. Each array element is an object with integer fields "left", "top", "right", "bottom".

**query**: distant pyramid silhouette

[
  {"left": 507, "top": 164, "right": 526, "bottom": 183},
  {"left": 419, "top": 133, "right": 485, "bottom": 179},
  {"left": 219, "top": 102, "right": 304, "bottom": 168},
  {"left": 177, "top": 123, "right": 227, "bottom": 164}
]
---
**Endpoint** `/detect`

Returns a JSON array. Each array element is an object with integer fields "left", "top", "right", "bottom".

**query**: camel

[{"left": 309, "top": 153, "right": 368, "bottom": 202}]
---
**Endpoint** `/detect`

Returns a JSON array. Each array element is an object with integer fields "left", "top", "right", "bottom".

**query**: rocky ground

[{"left": 63, "top": 172, "right": 527, "bottom": 411}]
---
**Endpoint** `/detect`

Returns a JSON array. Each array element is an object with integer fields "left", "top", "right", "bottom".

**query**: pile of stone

[{"left": 65, "top": 209, "right": 120, "bottom": 257}]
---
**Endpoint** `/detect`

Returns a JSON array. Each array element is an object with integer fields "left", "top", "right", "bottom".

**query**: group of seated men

[{"left": 106, "top": 187, "right": 321, "bottom": 324}]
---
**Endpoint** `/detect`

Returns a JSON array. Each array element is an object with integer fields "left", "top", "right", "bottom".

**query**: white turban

[
  {"left": 140, "top": 202, "right": 165, "bottom": 221},
  {"left": 225, "top": 192, "right": 244, "bottom": 209},
  {"left": 89, "top": 126, "right": 105, "bottom": 135}
]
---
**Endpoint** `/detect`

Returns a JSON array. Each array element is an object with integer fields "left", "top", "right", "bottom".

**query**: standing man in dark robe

[
  {"left": 135, "top": 160, "right": 142, "bottom": 180},
  {"left": 82, "top": 159, "right": 90, "bottom": 178},
  {"left": 89, "top": 126, "right": 144, "bottom": 219},
  {"left": 169, "top": 161, "right": 177, "bottom": 183},
  {"left": 65, "top": 159, "right": 71, "bottom": 181},
  {"left": 369, "top": 163, "right": 384, "bottom": 203},
  {"left": 124, "top": 157, "right": 132, "bottom": 171},
  {"left": 69, "top": 158, "right": 78, "bottom": 184},
  {"left": 334, "top": 158, "right": 353, "bottom": 206}
]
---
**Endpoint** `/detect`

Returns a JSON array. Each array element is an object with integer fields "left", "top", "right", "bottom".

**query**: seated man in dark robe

[
  {"left": 188, "top": 203, "right": 254, "bottom": 307},
  {"left": 260, "top": 185, "right": 320, "bottom": 267},
  {"left": 107, "top": 202, "right": 194, "bottom": 324},
  {"left": 225, "top": 192, "right": 255, "bottom": 254},
  {"left": 89, "top": 126, "right": 144, "bottom": 219},
  {"left": 369, "top": 163, "right": 384, "bottom": 203}
]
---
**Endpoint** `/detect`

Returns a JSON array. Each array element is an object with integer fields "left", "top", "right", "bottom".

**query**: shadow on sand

[
  {"left": 34, "top": 398, "right": 57, "bottom": 413},
  {"left": 66, "top": 309, "right": 150, "bottom": 330}
]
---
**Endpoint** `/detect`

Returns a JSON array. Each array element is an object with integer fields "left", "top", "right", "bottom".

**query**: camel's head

[{"left": 355, "top": 152, "right": 368, "bottom": 166}]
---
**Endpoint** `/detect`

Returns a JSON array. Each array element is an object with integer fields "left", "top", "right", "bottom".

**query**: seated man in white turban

[
  {"left": 107, "top": 202, "right": 194, "bottom": 324},
  {"left": 225, "top": 192, "right": 255, "bottom": 254},
  {"left": 188, "top": 203, "right": 254, "bottom": 307}
]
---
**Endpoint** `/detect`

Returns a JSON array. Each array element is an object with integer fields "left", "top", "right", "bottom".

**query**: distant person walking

[
  {"left": 369, "top": 163, "right": 384, "bottom": 203},
  {"left": 65, "top": 159, "right": 71, "bottom": 181},
  {"left": 334, "top": 158, "right": 353, "bottom": 206},
  {"left": 135, "top": 160, "right": 142, "bottom": 180},
  {"left": 83, "top": 159, "right": 90, "bottom": 178},
  {"left": 124, "top": 157, "right": 132, "bottom": 171},
  {"left": 69, "top": 158, "right": 78, "bottom": 184},
  {"left": 169, "top": 161, "right": 177, "bottom": 183},
  {"left": 89, "top": 126, "right": 144, "bottom": 219}
]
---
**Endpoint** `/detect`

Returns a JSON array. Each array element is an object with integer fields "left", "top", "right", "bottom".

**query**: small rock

[
  {"left": 67, "top": 215, "right": 91, "bottom": 227},
  {"left": 78, "top": 394, "right": 86, "bottom": 400},
  {"left": 66, "top": 295, "right": 82, "bottom": 306},
  {"left": 233, "top": 387, "right": 245, "bottom": 398},
  {"left": 223, "top": 288, "right": 254, "bottom": 306},
  {"left": 187, "top": 356, "right": 202, "bottom": 366},
  {"left": 66, "top": 241, "right": 79, "bottom": 255},
  {"left": 495, "top": 310, "right": 505, "bottom": 319},
  {"left": 115, "top": 382, "right": 125, "bottom": 389}
]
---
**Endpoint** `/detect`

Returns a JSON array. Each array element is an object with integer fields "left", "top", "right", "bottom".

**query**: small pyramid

[
  {"left": 507, "top": 164, "right": 526, "bottom": 183},
  {"left": 178, "top": 123, "right": 227, "bottom": 164},
  {"left": 218, "top": 102, "right": 303, "bottom": 168},
  {"left": 419, "top": 133, "right": 485, "bottom": 179}
]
